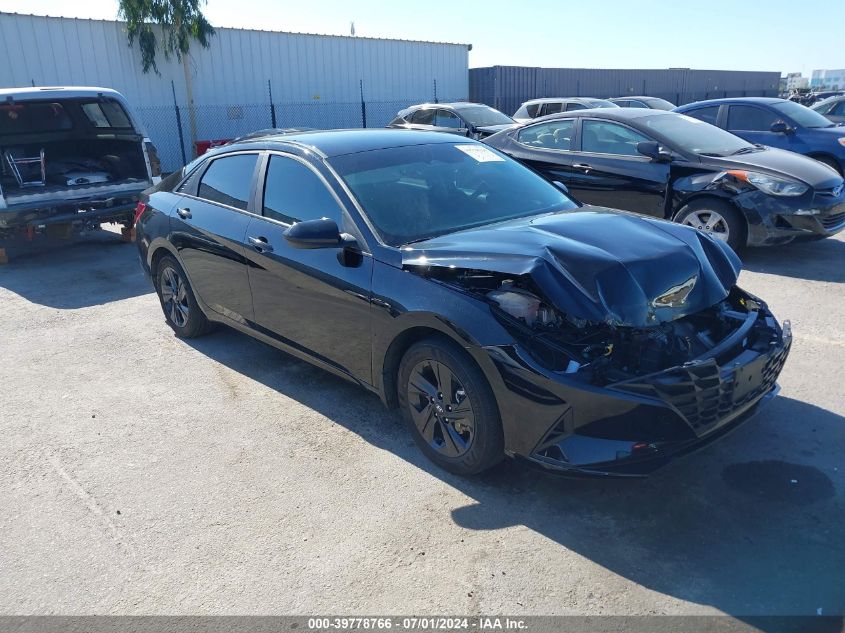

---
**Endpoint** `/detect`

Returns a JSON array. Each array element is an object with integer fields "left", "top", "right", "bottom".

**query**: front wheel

[
  {"left": 397, "top": 337, "right": 504, "bottom": 476},
  {"left": 675, "top": 199, "right": 747, "bottom": 252}
]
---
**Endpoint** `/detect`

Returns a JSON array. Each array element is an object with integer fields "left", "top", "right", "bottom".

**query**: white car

[{"left": 513, "top": 97, "right": 618, "bottom": 123}]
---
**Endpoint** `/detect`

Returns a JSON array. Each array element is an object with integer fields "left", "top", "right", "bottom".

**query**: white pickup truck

[{"left": 0, "top": 86, "right": 161, "bottom": 242}]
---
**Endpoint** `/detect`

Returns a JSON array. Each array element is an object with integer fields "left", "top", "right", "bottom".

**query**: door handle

[
  {"left": 248, "top": 236, "right": 274, "bottom": 253},
  {"left": 176, "top": 207, "right": 192, "bottom": 219},
  {"left": 574, "top": 163, "right": 592, "bottom": 172}
]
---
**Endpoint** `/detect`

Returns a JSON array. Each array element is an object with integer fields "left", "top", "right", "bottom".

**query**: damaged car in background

[
  {"left": 0, "top": 87, "right": 160, "bottom": 248},
  {"left": 135, "top": 130, "right": 791, "bottom": 477},
  {"left": 484, "top": 108, "right": 845, "bottom": 250}
]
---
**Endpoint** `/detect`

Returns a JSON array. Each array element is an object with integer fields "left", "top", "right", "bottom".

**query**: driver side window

[
  {"left": 262, "top": 155, "right": 343, "bottom": 226},
  {"left": 580, "top": 120, "right": 651, "bottom": 156}
]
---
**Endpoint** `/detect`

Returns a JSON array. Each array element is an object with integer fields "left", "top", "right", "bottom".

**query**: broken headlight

[
  {"left": 487, "top": 289, "right": 558, "bottom": 327},
  {"left": 727, "top": 170, "right": 808, "bottom": 197}
]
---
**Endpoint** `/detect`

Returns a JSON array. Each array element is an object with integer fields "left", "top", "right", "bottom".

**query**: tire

[
  {"left": 397, "top": 336, "right": 504, "bottom": 475},
  {"left": 155, "top": 255, "right": 214, "bottom": 338},
  {"left": 813, "top": 156, "right": 843, "bottom": 177},
  {"left": 674, "top": 198, "right": 747, "bottom": 252}
]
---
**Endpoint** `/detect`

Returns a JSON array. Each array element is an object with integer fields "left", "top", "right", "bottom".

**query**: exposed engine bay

[{"left": 435, "top": 268, "right": 778, "bottom": 386}]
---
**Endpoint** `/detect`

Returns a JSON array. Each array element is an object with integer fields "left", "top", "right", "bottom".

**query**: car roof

[
  {"left": 0, "top": 86, "right": 126, "bottom": 101},
  {"left": 404, "top": 102, "right": 492, "bottom": 111},
  {"left": 531, "top": 108, "right": 676, "bottom": 124},
  {"left": 522, "top": 97, "right": 607, "bottom": 106},
  {"left": 610, "top": 96, "right": 664, "bottom": 101},
  {"left": 220, "top": 129, "right": 473, "bottom": 158},
  {"left": 677, "top": 97, "right": 785, "bottom": 108}
]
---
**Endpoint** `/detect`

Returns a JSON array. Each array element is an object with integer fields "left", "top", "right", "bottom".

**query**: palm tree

[{"left": 118, "top": 0, "right": 215, "bottom": 156}]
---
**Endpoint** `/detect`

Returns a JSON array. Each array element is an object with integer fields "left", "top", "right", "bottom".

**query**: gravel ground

[{"left": 0, "top": 227, "right": 843, "bottom": 616}]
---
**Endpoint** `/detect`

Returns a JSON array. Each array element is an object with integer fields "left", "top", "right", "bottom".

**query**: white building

[{"left": 785, "top": 73, "right": 808, "bottom": 91}]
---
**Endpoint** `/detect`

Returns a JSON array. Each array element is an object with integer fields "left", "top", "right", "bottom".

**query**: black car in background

[
  {"left": 609, "top": 96, "right": 676, "bottom": 110},
  {"left": 136, "top": 129, "right": 791, "bottom": 477},
  {"left": 513, "top": 98, "right": 618, "bottom": 122},
  {"left": 484, "top": 109, "right": 845, "bottom": 250},
  {"left": 387, "top": 102, "right": 515, "bottom": 139}
]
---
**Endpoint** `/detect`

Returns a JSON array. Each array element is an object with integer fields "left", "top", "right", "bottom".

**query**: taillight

[
  {"left": 133, "top": 202, "right": 147, "bottom": 226},
  {"left": 144, "top": 141, "right": 161, "bottom": 177}
]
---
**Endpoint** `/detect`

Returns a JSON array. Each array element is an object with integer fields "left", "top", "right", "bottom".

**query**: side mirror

[
  {"left": 283, "top": 218, "right": 344, "bottom": 249},
  {"left": 553, "top": 180, "right": 570, "bottom": 195},
  {"left": 637, "top": 141, "right": 673, "bottom": 162},
  {"left": 770, "top": 121, "right": 792, "bottom": 134}
]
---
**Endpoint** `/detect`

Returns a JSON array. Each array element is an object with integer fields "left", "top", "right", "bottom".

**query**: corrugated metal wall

[
  {"left": 0, "top": 12, "right": 469, "bottom": 170},
  {"left": 470, "top": 66, "right": 781, "bottom": 117}
]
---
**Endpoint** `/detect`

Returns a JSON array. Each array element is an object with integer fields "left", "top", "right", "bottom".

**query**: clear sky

[{"left": 1, "top": 0, "right": 842, "bottom": 75}]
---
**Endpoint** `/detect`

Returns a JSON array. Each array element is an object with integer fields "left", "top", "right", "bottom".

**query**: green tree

[
  {"left": 119, "top": 0, "right": 215, "bottom": 156},
  {"left": 118, "top": 0, "right": 214, "bottom": 75}
]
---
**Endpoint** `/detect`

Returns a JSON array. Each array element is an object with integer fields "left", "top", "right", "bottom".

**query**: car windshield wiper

[{"left": 731, "top": 145, "right": 762, "bottom": 155}]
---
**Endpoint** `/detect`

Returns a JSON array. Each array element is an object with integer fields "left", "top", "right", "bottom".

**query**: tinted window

[
  {"left": 197, "top": 154, "right": 258, "bottom": 210},
  {"left": 435, "top": 109, "right": 462, "bottom": 129},
  {"left": 410, "top": 109, "right": 435, "bottom": 125},
  {"left": 0, "top": 101, "right": 72, "bottom": 134},
  {"left": 457, "top": 106, "right": 514, "bottom": 127},
  {"left": 727, "top": 106, "right": 778, "bottom": 131},
  {"left": 262, "top": 155, "right": 342, "bottom": 225},
  {"left": 686, "top": 106, "right": 720, "bottom": 125},
  {"left": 771, "top": 100, "right": 835, "bottom": 128},
  {"left": 581, "top": 120, "right": 651, "bottom": 156},
  {"left": 517, "top": 120, "right": 575, "bottom": 150},
  {"left": 833, "top": 101, "right": 845, "bottom": 116},
  {"left": 526, "top": 103, "right": 540, "bottom": 118},
  {"left": 541, "top": 102, "right": 563, "bottom": 116},
  {"left": 330, "top": 143, "right": 576, "bottom": 246},
  {"left": 628, "top": 100, "right": 650, "bottom": 109},
  {"left": 82, "top": 100, "right": 132, "bottom": 128},
  {"left": 566, "top": 103, "right": 587, "bottom": 111},
  {"left": 614, "top": 100, "right": 630, "bottom": 108}
]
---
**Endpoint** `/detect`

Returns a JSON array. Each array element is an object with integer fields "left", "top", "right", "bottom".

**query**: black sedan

[
  {"left": 136, "top": 130, "right": 790, "bottom": 477},
  {"left": 484, "top": 109, "right": 845, "bottom": 250},
  {"left": 387, "top": 102, "right": 515, "bottom": 139}
]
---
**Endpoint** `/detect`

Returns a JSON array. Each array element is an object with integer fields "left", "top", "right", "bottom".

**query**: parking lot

[{"left": 0, "top": 226, "right": 843, "bottom": 616}]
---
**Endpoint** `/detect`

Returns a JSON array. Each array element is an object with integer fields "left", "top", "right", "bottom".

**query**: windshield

[
  {"left": 772, "top": 100, "right": 834, "bottom": 128},
  {"left": 457, "top": 106, "right": 514, "bottom": 127},
  {"left": 643, "top": 114, "right": 754, "bottom": 157},
  {"left": 643, "top": 98, "right": 676, "bottom": 110},
  {"left": 330, "top": 143, "right": 576, "bottom": 246}
]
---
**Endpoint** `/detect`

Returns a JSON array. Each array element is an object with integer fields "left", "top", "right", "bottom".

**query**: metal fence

[{"left": 136, "top": 97, "right": 455, "bottom": 173}]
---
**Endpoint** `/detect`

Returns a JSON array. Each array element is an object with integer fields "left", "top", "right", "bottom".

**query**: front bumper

[
  {"left": 485, "top": 312, "right": 792, "bottom": 477},
  {"left": 738, "top": 188, "right": 845, "bottom": 246}
]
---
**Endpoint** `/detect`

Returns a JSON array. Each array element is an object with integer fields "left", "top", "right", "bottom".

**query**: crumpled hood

[{"left": 403, "top": 208, "right": 741, "bottom": 327}]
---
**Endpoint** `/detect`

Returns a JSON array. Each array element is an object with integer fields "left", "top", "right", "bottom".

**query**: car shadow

[
  {"left": 0, "top": 228, "right": 151, "bottom": 309},
  {"left": 185, "top": 326, "right": 845, "bottom": 620},
  {"left": 741, "top": 236, "right": 845, "bottom": 283}
]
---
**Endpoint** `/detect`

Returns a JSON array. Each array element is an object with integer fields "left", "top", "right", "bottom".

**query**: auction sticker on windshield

[{"left": 455, "top": 144, "right": 505, "bottom": 162}]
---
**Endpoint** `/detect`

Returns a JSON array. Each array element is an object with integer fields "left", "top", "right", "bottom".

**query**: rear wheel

[
  {"left": 155, "top": 255, "right": 214, "bottom": 338},
  {"left": 675, "top": 198, "right": 747, "bottom": 252},
  {"left": 397, "top": 337, "right": 504, "bottom": 475}
]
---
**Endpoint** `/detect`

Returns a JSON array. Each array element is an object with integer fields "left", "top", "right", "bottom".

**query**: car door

[
  {"left": 433, "top": 109, "right": 470, "bottom": 136},
  {"left": 243, "top": 152, "right": 374, "bottom": 383},
  {"left": 504, "top": 119, "right": 578, "bottom": 184},
  {"left": 827, "top": 100, "right": 845, "bottom": 124},
  {"left": 170, "top": 151, "right": 258, "bottom": 323},
  {"left": 724, "top": 104, "right": 789, "bottom": 149},
  {"left": 566, "top": 118, "right": 670, "bottom": 217}
]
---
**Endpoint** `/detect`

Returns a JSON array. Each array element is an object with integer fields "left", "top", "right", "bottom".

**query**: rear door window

[
  {"left": 727, "top": 106, "right": 779, "bottom": 131},
  {"left": 525, "top": 103, "right": 540, "bottom": 118},
  {"left": 410, "top": 109, "right": 436, "bottom": 125},
  {"left": 685, "top": 106, "right": 721, "bottom": 125},
  {"left": 196, "top": 153, "right": 259, "bottom": 211},
  {"left": 566, "top": 102, "right": 587, "bottom": 111},
  {"left": 517, "top": 120, "right": 575, "bottom": 150},
  {"left": 540, "top": 102, "right": 563, "bottom": 116}
]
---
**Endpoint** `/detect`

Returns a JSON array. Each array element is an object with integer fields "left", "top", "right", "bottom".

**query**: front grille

[
  {"left": 610, "top": 339, "right": 791, "bottom": 436},
  {"left": 821, "top": 210, "right": 845, "bottom": 230}
]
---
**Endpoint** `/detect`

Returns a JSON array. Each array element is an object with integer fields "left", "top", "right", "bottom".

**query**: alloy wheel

[
  {"left": 406, "top": 359, "right": 475, "bottom": 458},
  {"left": 682, "top": 210, "right": 730, "bottom": 242},
  {"left": 160, "top": 267, "right": 190, "bottom": 328}
]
